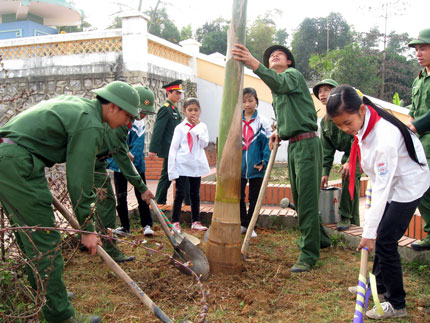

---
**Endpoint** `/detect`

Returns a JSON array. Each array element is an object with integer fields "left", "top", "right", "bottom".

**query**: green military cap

[
  {"left": 263, "top": 44, "right": 295, "bottom": 68},
  {"left": 408, "top": 28, "right": 430, "bottom": 47},
  {"left": 162, "top": 79, "right": 184, "bottom": 93},
  {"left": 92, "top": 81, "right": 140, "bottom": 117},
  {"left": 134, "top": 85, "right": 156, "bottom": 115},
  {"left": 312, "top": 79, "right": 339, "bottom": 99}
]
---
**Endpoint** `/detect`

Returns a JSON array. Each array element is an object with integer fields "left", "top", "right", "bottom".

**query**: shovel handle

[
  {"left": 241, "top": 141, "right": 279, "bottom": 258},
  {"left": 52, "top": 196, "right": 173, "bottom": 323},
  {"left": 149, "top": 199, "right": 178, "bottom": 246}
]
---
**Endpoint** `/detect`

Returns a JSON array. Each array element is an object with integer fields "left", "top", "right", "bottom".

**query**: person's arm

[
  {"left": 193, "top": 122, "right": 209, "bottom": 149},
  {"left": 412, "top": 111, "right": 430, "bottom": 135},
  {"left": 149, "top": 106, "right": 169, "bottom": 155},
  {"left": 66, "top": 127, "right": 103, "bottom": 233},
  {"left": 168, "top": 126, "right": 182, "bottom": 181},
  {"left": 232, "top": 43, "right": 299, "bottom": 94},
  {"left": 107, "top": 127, "right": 148, "bottom": 193}
]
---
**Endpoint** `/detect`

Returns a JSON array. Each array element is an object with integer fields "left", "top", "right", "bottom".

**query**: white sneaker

[
  {"left": 191, "top": 221, "right": 208, "bottom": 231},
  {"left": 241, "top": 226, "right": 257, "bottom": 238},
  {"left": 172, "top": 222, "right": 181, "bottom": 233},
  {"left": 114, "top": 227, "right": 130, "bottom": 236},
  {"left": 143, "top": 225, "right": 154, "bottom": 237},
  {"left": 366, "top": 301, "right": 407, "bottom": 319}
]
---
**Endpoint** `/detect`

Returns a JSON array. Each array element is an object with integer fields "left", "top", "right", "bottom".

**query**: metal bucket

[{"left": 319, "top": 187, "right": 341, "bottom": 224}]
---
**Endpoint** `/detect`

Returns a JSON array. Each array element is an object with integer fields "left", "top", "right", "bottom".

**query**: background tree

[
  {"left": 246, "top": 10, "right": 288, "bottom": 62},
  {"left": 196, "top": 19, "right": 229, "bottom": 55},
  {"left": 291, "top": 12, "right": 353, "bottom": 80},
  {"left": 180, "top": 24, "right": 193, "bottom": 40}
]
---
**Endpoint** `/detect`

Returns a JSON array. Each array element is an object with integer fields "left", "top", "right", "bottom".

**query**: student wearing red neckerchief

[
  {"left": 327, "top": 85, "right": 430, "bottom": 320},
  {"left": 168, "top": 98, "right": 210, "bottom": 232},
  {"left": 240, "top": 87, "right": 271, "bottom": 238}
]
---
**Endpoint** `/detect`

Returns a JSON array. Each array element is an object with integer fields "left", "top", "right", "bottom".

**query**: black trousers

[
  {"left": 172, "top": 176, "right": 201, "bottom": 223},
  {"left": 113, "top": 171, "right": 152, "bottom": 231},
  {"left": 240, "top": 177, "right": 264, "bottom": 227},
  {"left": 373, "top": 198, "right": 421, "bottom": 309}
]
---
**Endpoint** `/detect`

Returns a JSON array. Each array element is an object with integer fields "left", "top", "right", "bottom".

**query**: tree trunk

[{"left": 206, "top": 0, "right": 247, "bottom": 274}]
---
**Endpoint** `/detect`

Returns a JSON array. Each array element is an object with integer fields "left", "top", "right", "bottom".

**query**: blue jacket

[
  {"left": 108, "top": 119, "right": 146, "bottom": 174},
  {"left": 241, "top": 110, "right": 271, "bottom": 179}
]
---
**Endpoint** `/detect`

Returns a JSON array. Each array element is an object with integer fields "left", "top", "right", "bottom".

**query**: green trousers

[
  {"left": 0, "top": 144, "right": 74, "bottom": 322},
  {"left": 416, "top": 157, "right": 430, "bottom": 237},
  {"left": 288, "top": 137, "right": 331, "bottom": 266},
  {"left": 93, "top": 163, "right": 120, "bottom": 254},
  {"left": 338, "top": 157, "right": 361, "bottom": 225}
]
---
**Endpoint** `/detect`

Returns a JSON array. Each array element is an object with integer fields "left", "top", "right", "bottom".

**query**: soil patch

[{"left": 63, "top": 226, "right": 430, "bottom": 322}]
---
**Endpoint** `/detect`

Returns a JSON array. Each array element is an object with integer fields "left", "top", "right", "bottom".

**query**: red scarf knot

[
  {"left": 348, "top": 105, "right": 381, "bottom": 199},
  {"left": 243, "top": 118, "right": 255, "bottom": 151},
  {"left": 186, "top": 122, "right": 196, "bottom": 152}
]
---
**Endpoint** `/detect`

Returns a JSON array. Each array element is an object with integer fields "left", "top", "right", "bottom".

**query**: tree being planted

[{"left": 206, "top": 0, "right": 247, "bottom": 274}]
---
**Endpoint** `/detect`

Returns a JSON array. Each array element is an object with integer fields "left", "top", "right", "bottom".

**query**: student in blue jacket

[{"left": 240, "top": 87, "right": 271, "bottom": 238}]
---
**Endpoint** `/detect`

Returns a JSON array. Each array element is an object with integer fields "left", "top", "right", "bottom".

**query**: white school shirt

[
  {"left": 168, "top": 119, "right": 210, "bottom": 181},
  {"left": 359, "top": 107, "right": 430, "bottom": 239}
]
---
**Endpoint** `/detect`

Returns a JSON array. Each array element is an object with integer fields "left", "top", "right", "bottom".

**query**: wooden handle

[
  {"left": 241, "top": 142, "right": 279, "bottom": 258},
  {"left": 52, "top": 196, "right": 173, "bottom": 323}
]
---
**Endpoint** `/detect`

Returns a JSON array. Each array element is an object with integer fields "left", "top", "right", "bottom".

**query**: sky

[{"left": 70, "top": 0, "right": 430, "bottom": 42}]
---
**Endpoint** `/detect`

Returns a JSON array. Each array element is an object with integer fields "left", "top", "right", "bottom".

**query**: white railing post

[
  {"left": 179, "top": 38, "right": 201, "bottom": 77},
  {"left": 120, "top": 11, "right": 149, "bottom": 72}
]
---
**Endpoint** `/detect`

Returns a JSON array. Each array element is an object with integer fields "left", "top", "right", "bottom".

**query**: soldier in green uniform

[
  {"left": 313, "top": 79, "right": 361, "bottom": 230},
  {"left": 92, "top": 85, "right": 155, "bottom": 263},
  {"left": 0, "top": 81, "right": 139, "bottom": 323},
  {"left": 148, "top": 80, "right": 183, "bottom": 204},
  {"left": 233, "top": 44, "right": 331, "bottom": 273},
  {"left": 406, "top": 28, "right": 430, "bottom": 251}
]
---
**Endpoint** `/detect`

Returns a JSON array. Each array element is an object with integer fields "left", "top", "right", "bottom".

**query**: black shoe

[{"left": 336, "top": 218, "right": 350, "bottom": 231}]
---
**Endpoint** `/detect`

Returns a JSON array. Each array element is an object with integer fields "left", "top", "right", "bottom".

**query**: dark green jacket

[
  {"left": 409, "top": 67, "right": 430, "bottom": 156},
  {"left": 96, "top": 124, "right": 147, "bottom": 193},
  {"left": 0, "top": 95, "right": 105, "bottom": 231},
  {"left": 254, "top": 64, "right": 317, "bottom": 139},
  {"left": 149, "top": 100, "right": 181, "bottom": 158},
  {"left": 320, "top": 117, "right": 354, "bottom": 176}
]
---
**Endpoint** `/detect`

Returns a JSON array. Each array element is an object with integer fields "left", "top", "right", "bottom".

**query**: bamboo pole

[{"left": 206, "top": 0, "right": 248, "bottom": 274}]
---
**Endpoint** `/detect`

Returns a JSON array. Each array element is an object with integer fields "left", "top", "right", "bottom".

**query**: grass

[{"left": 269, "top": 163, "right": 343, "bottom": 185}]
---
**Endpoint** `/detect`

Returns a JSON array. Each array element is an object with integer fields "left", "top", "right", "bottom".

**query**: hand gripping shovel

[
  {"left": 52, "top": 196, "right": 173, "bottom": 323},
  {"left": 150, "top": 199, "right": 210, "bottom": 281},
  {"left": 241, "top": 141, "right": 279, "bottom": 260}
]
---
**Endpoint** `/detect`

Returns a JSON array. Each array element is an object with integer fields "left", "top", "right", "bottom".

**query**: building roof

[{"left": 0, "top": 0, "right": 82, "bottom": 26}]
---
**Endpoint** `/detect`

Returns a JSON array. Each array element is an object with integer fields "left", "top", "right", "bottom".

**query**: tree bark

[{"left": 206, "top": 0, "right": 247, "bottom": 274}]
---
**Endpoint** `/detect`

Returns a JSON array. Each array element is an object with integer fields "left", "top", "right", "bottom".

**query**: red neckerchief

[
  {"left": 186, "top": 123, "right": 196, "bottom": 152},
  {"left": 242, "top": 118, "right": 255, "bottom": 151},
  {"left": 348, "top": 105, "right": 381, "bottom": 199},
  {"left": 127, "top": 121, "right": 132, "bottom": 129}
]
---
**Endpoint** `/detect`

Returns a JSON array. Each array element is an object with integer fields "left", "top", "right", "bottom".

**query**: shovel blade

[{"left": 172, "top": 237, "right": 210, "bottom": 281}]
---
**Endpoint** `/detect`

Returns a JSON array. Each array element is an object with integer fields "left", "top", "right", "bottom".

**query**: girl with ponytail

[{"left": 326, "top": 84, "right": 430, "bottom": 320}]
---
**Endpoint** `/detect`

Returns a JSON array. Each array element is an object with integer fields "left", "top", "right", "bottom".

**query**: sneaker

[
  {"left": 61, "top": 311, "right": 101, "bottom": 323},
  {"left": 411, "top": 238, "right": 430, "bottom": 251},
  {"left": 191, "top": 221, "right": 208, "bottom": 231},
  {"left": 241, "top": 226, "right": 247, "bottom": 234},
  {"left": 336, "top": 218, "right": 350, "bottom": 231},
  {"left": 348, "top": 286, "right": 385, "bottom": 302},
  {"left": 113, "top": 227, "right": 130, "bottom": 237},
  {"left": 172, "top": 222, "right": 181, "bottom": 233},
  {"left": 366, "top": 301, "right": 407, "bottom": 319},
  {"left": 143, "top": 225, "right": 154, "bottom": 237},
  {"left": 290, "top": 261, "right": 311, "bottom": 273}
]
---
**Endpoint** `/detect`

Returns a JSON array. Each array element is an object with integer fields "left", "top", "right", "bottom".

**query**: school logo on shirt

[{"left": 377, "top": 162, "right": 388, "bottom": 176}]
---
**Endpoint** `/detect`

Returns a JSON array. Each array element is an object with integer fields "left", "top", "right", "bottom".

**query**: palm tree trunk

[{"left": 206, "top": 0, "right": 247, "bottom": 274}]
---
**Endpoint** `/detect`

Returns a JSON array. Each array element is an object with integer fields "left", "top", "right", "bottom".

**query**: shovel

[
  {"left": 150, "top": 199, "right": 210, "bottom": 280},
  {"left": 241, "top": 141, "right": 279, "bottom": 259},
  {"left": 52, "top": 196, "right": 173, "bottom": 323}
]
